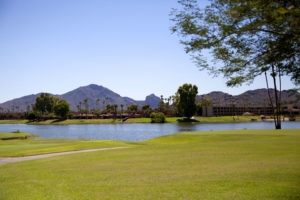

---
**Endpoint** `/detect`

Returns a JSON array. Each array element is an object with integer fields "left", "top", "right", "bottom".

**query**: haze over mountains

[{"left": 0, "top": 84, "right": 299, "bottom": 112}]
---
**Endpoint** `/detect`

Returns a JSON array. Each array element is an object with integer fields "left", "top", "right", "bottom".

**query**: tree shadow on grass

[
  {"left": 177, "top": 118, "right": 200, "bottom": 123},
  {"left": 51, "top": 119, "right": 67, "bottom": 124}
]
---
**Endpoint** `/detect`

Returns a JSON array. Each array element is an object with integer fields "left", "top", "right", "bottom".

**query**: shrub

[
  {"left": 26, "top": 111, "right": 39, "bottom": 120},
  {"left": 150, "top": 112, "right": 166, "bottom": 123},
  {"left": 11, "top": 129, "right": 21, "bottom": 133}
]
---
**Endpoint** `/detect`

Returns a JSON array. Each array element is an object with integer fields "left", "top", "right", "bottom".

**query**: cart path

[{"left": 0, "top": 147, "right": 130, "bottom": 166}]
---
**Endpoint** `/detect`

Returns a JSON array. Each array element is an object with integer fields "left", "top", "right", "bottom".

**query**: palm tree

[
  {"left": 120, "top": 104, "right": 124, "bottom": 118},
  {"left": 113, "top": 104, "right": 118, "bottom": 119},
  {"left": 229, "top": 98, "right": 237, "bottom": 120},
  {"left": 11, "top": 105, "right": 15, "bottom": 113},
  {"left": 105, "top": 96, "right": 109, "bottom": 105},
  {"left": 79, "top": 101, "right": 82, "bottom": 113},
  {"left": 96, "top": 98, "right": 100, "bottom": 111},
  {"left": 25, "top": 101, "right": 29, "bottom": 111},
  {"left": 102, "top": 100, "right": 106, "bottom": 110},
  {"left": 83, "top": 98, "right": 89, "bottom": 119},
  {"left": 15, "top": 106, "right": 19, "bottom": 113}
]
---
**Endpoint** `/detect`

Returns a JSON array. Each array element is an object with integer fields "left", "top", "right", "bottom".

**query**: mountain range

[
  {"left": 197, "top": 89, "right": 300, "bottom": 106},
  {"left": 0, "top": 84, "right": 161, "bottom": 111},
  {"left": 0, "top": 84, "right": 299, "bottom": 112}
]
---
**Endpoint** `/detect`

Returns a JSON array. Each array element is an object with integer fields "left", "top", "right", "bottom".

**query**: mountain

[
  {"left": 1, "top": 85, "right": 299, "bottom": 112},
  {"left": 0, "top": 84, "right": 161, "bottom": 111},
  {"left": 197, "top": 89, "right": 300, "bottom": 106},
  {"left": 144, "top": 94, "right": 161, "bottom": 108}
]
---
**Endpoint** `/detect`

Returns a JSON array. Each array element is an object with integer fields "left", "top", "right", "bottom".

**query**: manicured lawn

[
  {"left": 0, "top": 139, "right": 135, "bottom": 157},
  {"left": 0, "top": 120, "right": 28, "bottom": 124},
  {"left": 0, "top": 116, "right": 266, "bottom": 124},
  {"left": 0, "top": 132, "right": 34, "bottom": 140},
  {"left": 0, "top": 129, "right": 300, "bottom": 199},
  {"left": 194, "top": 116, "right": 261, "bottom": 123}
]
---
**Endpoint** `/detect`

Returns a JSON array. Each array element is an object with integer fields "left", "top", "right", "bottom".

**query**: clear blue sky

[{"left": 0, "top": 0, "right": 295, "bottom": 103}]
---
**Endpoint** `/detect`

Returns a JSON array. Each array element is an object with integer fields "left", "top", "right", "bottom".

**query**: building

[
  {"left": 202, "top": 106, "right": 274, "bottom": 116},
  {"left": 282, "top": 104, "right": 300, "bottom": 116}
]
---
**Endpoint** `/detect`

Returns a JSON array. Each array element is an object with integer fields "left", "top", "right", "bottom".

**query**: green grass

[
  {"left": 0, "top": 120, "right": 28, "bottom": 124},
  {"left": 0, "top": 129, "right": 300, "bottom": 199},
  {"left": 0, "top": 132, "right": 34, "bottom": 140},
  {"left": 0, "top": 139, "right": 135, "bottom": 157},
  {"left": 0, "top": 116, "right": 265, "bottom": 124},
  {"left": 194, "top": 116, "right": 261, "bottom": 123}
]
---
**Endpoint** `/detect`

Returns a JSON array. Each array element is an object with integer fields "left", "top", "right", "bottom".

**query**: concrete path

[{"left": 0, "top": 147, "right": 129, "bottom": 167}]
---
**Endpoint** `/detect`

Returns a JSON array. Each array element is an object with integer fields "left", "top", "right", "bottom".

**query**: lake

[{"left": 0, "top": 122, "right": 299, "bottom": 141}]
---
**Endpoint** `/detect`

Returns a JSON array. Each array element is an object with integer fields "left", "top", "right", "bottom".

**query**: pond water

[{"left": 0, "top": 122, "right": 299, "bottom": 141}]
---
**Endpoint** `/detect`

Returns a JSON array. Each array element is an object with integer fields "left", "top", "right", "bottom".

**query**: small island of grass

[{"left": 0, "top": 132, "right": 35, "bottom": 140}]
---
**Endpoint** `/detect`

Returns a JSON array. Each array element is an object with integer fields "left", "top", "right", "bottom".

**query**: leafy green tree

[
  {"left": 142, "top": 104, "right": 151, "bottom": 117},
  {"left": 127, "top": 104, "right": 138, "bottom": 113},
  {"left": 142, "top": 104, "right": 150, "bottom": 111},
  {"left": 35, "top": 93, "right": 56, "bottom": 114},
  {"left": 171, "top": 0, "right": 300, "bottom": 129},
  {"left": 54, "top": 100, "right": 70, "bottom": 119},
  {"left": 26, "top": 111, "right": 41, "bottom": 121},
  {"left": 177, "top": 84, "right": 198, "bottom": 118}
]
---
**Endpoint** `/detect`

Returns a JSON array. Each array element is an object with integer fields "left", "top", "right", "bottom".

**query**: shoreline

[{"left": 0, "top": 116, "right": 298, "bottom": 125}]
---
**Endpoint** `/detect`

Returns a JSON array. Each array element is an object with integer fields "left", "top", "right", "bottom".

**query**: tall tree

[
  {"left": 35, "top": 93, "right": 56, "bottom": 115},
  {"left": 142, "top": 104, "right": 151, "bottom": 117},
  {"left": 120, "top": 104, "right": 124, "bottom": 118},
  {"left": 198, "top": 97, "right": 213, "bottom": 117},
  {"left": 83, "top": 98, "right": 89, "bottom": 119},
  {"left": 96, "top": 98, "right": 100, "bottom": 111},
  {"left": 127, "top": 104, "right": 138, "bottom": 114},
  {"left": 171, "top": 0, "right": 300, "bottom": 129},
  {"left": 177, "top": 83, "right": 198, "bottom": 118},
  {"left": 79, "top": 101, "right": 82, "bottom": 113},
  {"left": 54, "top": 100, "right": 70, "bottom": 119}
]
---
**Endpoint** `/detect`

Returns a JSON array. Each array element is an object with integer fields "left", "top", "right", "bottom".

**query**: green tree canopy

[
  {"left": 35, "top": 93, "right": 57, "bottom": 114},
  {"left": 142, "top": 104, "right": 151, "bottom": 111},
  {"left": 171, "top": 0, "right": 300, "bottom": 129},
  {"left": 171, "top": 0, "right": 300, "bottom": 86},
  {"left": 127, "top": 104, "right": 138, "bottom": 113},
  {"left": 54, "top": 100, "right": 70, "bottom": 119},
  {"left": 177, "top": 83, "right": 198, "bottom": 118}
]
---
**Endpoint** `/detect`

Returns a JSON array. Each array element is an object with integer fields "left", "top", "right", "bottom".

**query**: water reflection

[{"left": 0, "top": 122, "right": 299, "bottom": 141}]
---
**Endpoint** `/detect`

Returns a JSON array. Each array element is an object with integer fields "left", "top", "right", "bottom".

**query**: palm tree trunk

[
  {"left": 271, "top": 65, "right": 281, "bottom": 129},
  {"left": 265, "top": 71, "right": 280, "bottom": 129}
]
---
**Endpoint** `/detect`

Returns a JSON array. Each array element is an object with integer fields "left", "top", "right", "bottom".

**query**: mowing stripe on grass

[{"left": 0, "top": 146, "right": 130, "bottom": 166}]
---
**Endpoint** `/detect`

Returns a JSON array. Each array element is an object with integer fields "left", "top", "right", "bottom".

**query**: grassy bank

[
  {"left": 194, "top": 116, "right": 261, "bottom": 122},
  {"left": 0, "top": 129, "right": 300, "bottom": 199},
  {"left": 0, "top": 132, "right": 34, "bottom": 140},
  {"left": 0, "top": 120, "right": 28, "bottom": 124},
  {"left": 0, "top": 116, "right": 272, "bottom": 124},
  {"left": 0, "top": 139, "right": 135, "bottom": 157}
]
